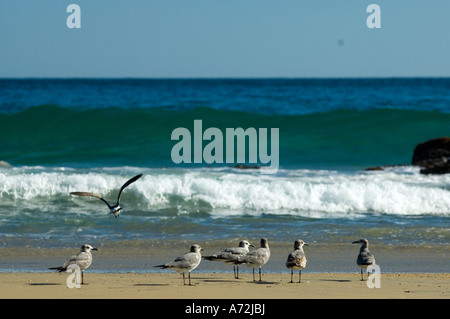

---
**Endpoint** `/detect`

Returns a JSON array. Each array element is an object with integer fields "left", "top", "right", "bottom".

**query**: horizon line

[{"left": 1, "top": 75, "right": 450, "bottom": 80}]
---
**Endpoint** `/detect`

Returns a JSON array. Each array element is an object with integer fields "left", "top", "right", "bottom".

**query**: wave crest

[{"left": 1, "top": 167, "right": 450, "bottom": 218}]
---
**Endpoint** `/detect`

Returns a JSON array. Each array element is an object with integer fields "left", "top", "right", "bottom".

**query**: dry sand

[{"left": 0, "top": 272, "right": 448, "bottom": 299}]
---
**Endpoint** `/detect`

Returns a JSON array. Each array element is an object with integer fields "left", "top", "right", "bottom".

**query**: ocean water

[{"left": 0, "top": 79, "right": 449, "bottom": 272}]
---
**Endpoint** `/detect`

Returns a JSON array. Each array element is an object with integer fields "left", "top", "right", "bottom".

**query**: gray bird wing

[
  {"left": 238, "top": 248, "right": 270, "bottom": 266},
  {"left": 211, "top": 247, "right": 248, "bottom": 263},
  {"left": 70, "top": 192, "right": 113, "bottom": 209},
  {"left": 223, "top": 247, "right": 248, "bottom": 255},
  {"left": 358, "top": 249, "right": 375, "bottom": 266},
  {"left": 62, "top": 251, "right": 92, "bottom": 271},
  {"left": 116, "top": 174, "right": 143, "bottom": 205},
  {"left": 286, "top": 250, "right": 307, "bottom": 268},
  {"left": 168, "top": 252, "right": 201, "bottom": 271}
]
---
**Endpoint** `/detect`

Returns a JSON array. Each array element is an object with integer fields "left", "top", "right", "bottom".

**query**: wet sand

[
  {"left": 0, "top": 272, "right": 448, "bottom": 299},
  {"left": 1, "top": 240, "right": 449, "bottom": 273}
]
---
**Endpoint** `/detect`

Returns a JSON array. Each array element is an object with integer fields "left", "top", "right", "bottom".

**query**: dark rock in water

[
  {"left": 412, "top": 137, "right": 450, "bottom": 166},
  {"left": 365, "top": 137, "right": 450, "bottom": 174},
  {"left": 420, "top": 163, "right": 450, "bottom": 174},
  {"left": 234, "top": 164, "right": 260, "bottom": 170},
  {"left": 365, "top": 166, "right": 384, "bottom": 171},
  {"left": 364, "top": 164, "right": 409, "bottom": 172},
  {"left": 412, "top": 137, "right": 450, "bottom": 174}
]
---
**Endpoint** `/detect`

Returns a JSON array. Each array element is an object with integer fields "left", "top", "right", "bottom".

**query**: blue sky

[{"left": 1, "top": 0, "right": 449, "bottom": 78}]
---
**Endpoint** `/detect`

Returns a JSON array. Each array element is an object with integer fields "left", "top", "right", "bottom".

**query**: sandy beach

[
  {"left": 0, "top": 272, "right": 448, "bottom": 299},
  {"left": 1, "top": 240, "right": 449, "bottom": 300}
]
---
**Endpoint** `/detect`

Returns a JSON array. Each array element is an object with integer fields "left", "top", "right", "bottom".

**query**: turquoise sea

[{"left": 0, "top": 78, "right": 449, "bottom": 273}]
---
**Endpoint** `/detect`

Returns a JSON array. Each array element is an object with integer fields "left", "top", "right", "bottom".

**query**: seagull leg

[
  {"left": 259, "top": 267, "right": 262, "bottom": 282},
  {"left": 81, "top": 271, "right": 84, "bottom": 285},
  {"left": 182, "top": 272, "right": 186, "bottom": 285},
  {"left": 188, "top": 272, "right": 192, "bottom": 286},
  {"left": 252, "top": 268, "right": 255, "bottom": 281},
  {"left": 298, "top": 270, "right": 302, "bottom": 283},
  {"left": 290, "top": 270, "right": 294, "bottom": 283},
  {"left": 360, "top": 269, "right": 364, "bottom": 281}
]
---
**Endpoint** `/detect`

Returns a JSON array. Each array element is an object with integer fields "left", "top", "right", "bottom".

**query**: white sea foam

[{"left": 1, "top": 166, "right": 450, "bottom": 218}]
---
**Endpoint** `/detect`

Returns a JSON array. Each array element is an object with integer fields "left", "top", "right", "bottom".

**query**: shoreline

[
  {"left": 0, "top": 272, "right": 448, "bottom": 299},
  {"left": 1, "top": 241, "right": 449, "bottom": 273}
]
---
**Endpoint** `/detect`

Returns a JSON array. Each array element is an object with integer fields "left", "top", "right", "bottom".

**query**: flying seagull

[
  {"left": 286, "top": 239, "right": 308, "bottom": 283},
  {"left": 70, "top": 174, "right": 143, "bottom": 217},
  {"left": 203, "top": 240, "right": 254, "bottom": 279},
  {"left": 49, "top": 244, "right": 98, "bottom": 285},
  {"left": 352, "top": 238, "right": 376, "bottom": 281}
]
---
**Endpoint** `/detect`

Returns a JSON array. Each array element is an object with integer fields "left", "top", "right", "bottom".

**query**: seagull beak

[
  {"left": 352, "top": 240, "right": 360, "bottom": 244},
  {"left": 304, "top": 243, "right": 309, "bottom": 246},
  {"left": 92, "top": 247, "right": 98, "bottom": 251}
]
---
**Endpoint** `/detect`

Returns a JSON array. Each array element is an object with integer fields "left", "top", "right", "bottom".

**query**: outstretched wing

[
  {"left": 70, "top": 192, "right": 113, "bottom": 209},
  {"left": 116, "top": 174, "right": 143, "bottom": 205}
]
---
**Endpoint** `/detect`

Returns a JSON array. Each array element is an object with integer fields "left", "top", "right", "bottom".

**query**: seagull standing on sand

[
  {"left": 203, "top": 240, "right": 254, "bottom": 279},
  {"left": 154, "top": 244, "right": 204, "bottom": 286},
  {"left": 352, "top": 238, "right": 376, "bottom": 281},
  {"left": 286, "top": 239, "right": 308, "bottom": 283},
  {"left": 70, "top": 174, "right": 143, "bottom": 218},
  {"left": 49, "top": 244, "right": 98, "bottom": 285},
  {"left": 236, "top": 238, "right": 271, "bottom": 282}
]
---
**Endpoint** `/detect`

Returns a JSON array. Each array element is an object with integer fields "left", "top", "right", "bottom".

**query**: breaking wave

[{"left": 1, "top": 166, "right": 450, "bottom": 218}]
